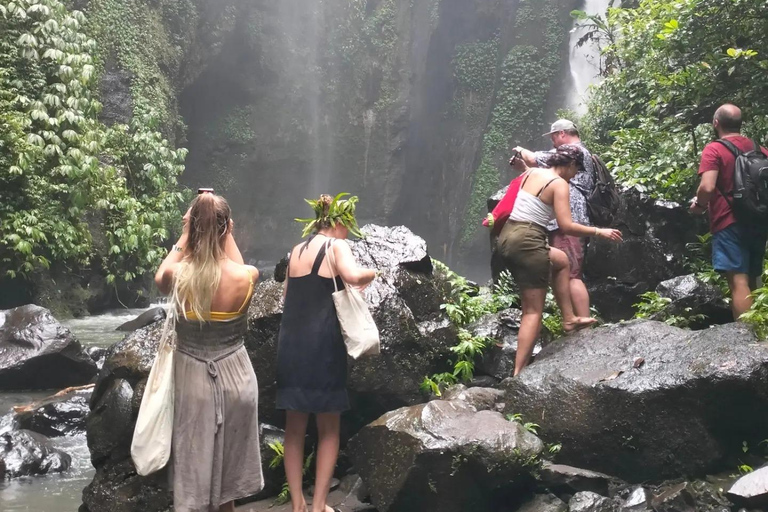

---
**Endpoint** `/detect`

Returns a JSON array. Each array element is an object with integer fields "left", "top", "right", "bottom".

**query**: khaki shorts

[
  {"left": 497, "top": 221, "right": 550, "bottom": 290},
  {"left": 549, "top": 230, "right": 586, "bottom": 280}
]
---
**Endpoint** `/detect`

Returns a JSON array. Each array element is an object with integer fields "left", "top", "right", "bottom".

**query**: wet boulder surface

[
  {"left": 502, "top": 320, "right": 768, "bottom": 482},
  {"left": 116, "top": 306, "right": 166, "bottom": 332},
  {"left": 81, "top": 321, "right": 169, "bottom": 512},
  {"left": 347, "top": 393, "right": 543, "bottom": 512},
  {"left": 0, "top": 429, "right": 71, "bottom": 479},
  {"left": 13, "top": 384, "right": 94, "bottom": 437},
  {"left": 0, "top": 305, "right": 98, "bottom": 390},
  {"left": 654, "top": 274, "right": 732, "bottom": 328}
]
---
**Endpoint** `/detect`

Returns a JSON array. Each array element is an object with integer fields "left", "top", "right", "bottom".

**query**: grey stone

[
  {"left": 569, "top": 491, "right": 617, "bottom": 512},
  {"left": 622, "top": 487, "right": 650, "bottom": 512},
  {"left": 13, "top": 384, "right": 93, "bottom": 437},
  {"left": 0, "top": 429, "right": 71, "bottom": 479},
  {"left": 0, "top": 305, "right": 98, "bottom": 390},
  {"left": 650, "top": 482, "right": 696, "bottom": 512},
  {"left": 116, "top": 307, "right": 166, "bottom": 332},
  {"left": 540, "top": 462, "right": 617, "bottom": 496},
  {"left": 347, "top": 399, "right": 543, "bottom": 512},
  {"left": 518, "top": 493, "right": 569, "bottom": 512},
  {"left": 502, "top": 320, "right": 768, "bottom": 481},
  {"left": 728, "top": 466, "right": 768, "bottom": 508}
]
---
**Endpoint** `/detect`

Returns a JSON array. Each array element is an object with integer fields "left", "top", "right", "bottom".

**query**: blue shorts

[{"left": 712, "top": 223, "right": 768, "bottom": 280}]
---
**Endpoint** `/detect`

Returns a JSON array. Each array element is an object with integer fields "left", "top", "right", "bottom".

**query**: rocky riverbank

[{"left": 4, "top": 222, "right": 768, "bottom": 512}]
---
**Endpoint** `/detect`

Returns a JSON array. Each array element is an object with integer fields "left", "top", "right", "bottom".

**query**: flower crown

[{"left": 295, "top": 192, "right": 365, "bottom": 238}]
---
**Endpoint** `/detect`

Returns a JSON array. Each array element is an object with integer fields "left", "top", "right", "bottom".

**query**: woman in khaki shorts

[{"left": 501, "top": 145, "right": 623, "bottom": 375}]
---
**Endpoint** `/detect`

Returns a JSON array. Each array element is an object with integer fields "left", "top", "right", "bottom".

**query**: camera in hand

[{"left": 197, "top": 188, "right": 214, "bottom": 195}]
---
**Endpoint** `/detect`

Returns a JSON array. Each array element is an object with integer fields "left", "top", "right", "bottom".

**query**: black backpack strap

[
  {"left": 714, "top": 138, "right": 742, "bottom": 157},
  {"left": 711, "top": 140, "right": 740, "bottom": 207}
]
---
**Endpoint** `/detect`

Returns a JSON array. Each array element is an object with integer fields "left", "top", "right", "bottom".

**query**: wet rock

[
  {"left": 253, "top": 423, "right": 288, "bottom": 500},
  {"left": 686, "top": 479, "right": 732, "bottom": 511},
  {"left": 469, "top": 309, "right": 537, "bottom": 380},
  {"left": 87, "top": 346, "right": 108, "bottom": 370},
  {"left": 99, "top": 61, "right": 134, "bottom": 126},
  {"left": 116, "top": 307, "right": 167, "bottom": 332},
  {"left": 654, "top": 274, "right": 732, "bottom": 328},
  {"left": 245, "top": 279, "right": 285, "bottom": 426},
  {"left": 650, "top": 482, "right": 696, "bottom": 512},
  {"left": 347, "top": 399, "right": 543, "bottom": 512},
  {"left": 540, "top": 462, "right": 616, "bottom": 497},
  {"left": 86, "top": 378, "right": 134, "bottom": 464},
  {"left": 583, "top": 189, "right": 707, "bottom": 321},
  {"left": 0, "top": 429, "right": 71, "bottom": 478},
  {"left": 502, "top": 320, "right": 768, "bottom": 481},
  {"left": 14, "top": 384, "right": 94, "bottom": 437},
  {"left": 621, "top": 487, "right": 650, "bottom": 512},
  {"left": 728, "top": 466, "right": 768, "bottom": 508},
  {"left": 518, "top": 493, "right": 569, "bottom": 512},
  {"left": 441, "top": 385, "right": 504, "bottom": 412},
  {"left": 81, "top": 459, "right": 171, "bottom": 512},
  {"left": 273, "top": 255, "right": 290, "bottom": 283},
  {"left": 81, "top": 319, "right": 169, "bottom": 512},
  {"left": 569, "top": 491, "right": 617, "bottom": 512},
  {"left": 0, "top": 305, "right": 98, "bottom": 390}
]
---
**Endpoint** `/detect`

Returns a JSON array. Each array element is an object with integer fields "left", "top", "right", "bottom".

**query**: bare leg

[
  {"left": 285, "top": 411, "right": 310, "bottom": 512},
  {"left": 570, "top": 278, "right": 591, "bottom": 318},
  {"left": 515, "top": 288, "right": 546, "bottom": 376},
  {"left": 311, "top": 413, "right": 341, "bottom": 512},
  {"left": 727, "top": 272, "right": 753, "bottom": 320},
  {"left": 219, "top": 502, "right": 235, "bottom": 512},
  {"left": 550, "top": 248, "right": 596, "bottom": 331}
]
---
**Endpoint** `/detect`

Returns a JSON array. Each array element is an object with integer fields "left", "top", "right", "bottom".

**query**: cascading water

[{"left": 567, "top": 0, "right": 614, "bottom": 113}]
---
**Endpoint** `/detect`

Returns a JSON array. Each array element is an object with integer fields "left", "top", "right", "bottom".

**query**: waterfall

[{"left": 566, "top": 0, "right": 613, "bottom": 114}]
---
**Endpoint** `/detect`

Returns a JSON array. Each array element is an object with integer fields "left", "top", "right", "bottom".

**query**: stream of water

[{"left": 0, "top": 306, "right": 153, "bottom": 512}]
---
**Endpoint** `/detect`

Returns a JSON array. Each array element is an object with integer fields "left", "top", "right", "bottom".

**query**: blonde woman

[
  {"left": 154, "top": 192, "right": 263, "bottom": 512},
  {"left": 278, "top": 194, "right": 376, "bottom": 512}
]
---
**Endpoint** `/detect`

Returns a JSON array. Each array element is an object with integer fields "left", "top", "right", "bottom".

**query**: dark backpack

[
  {"left": 714, "top": 139, "right": 768, "bottom": 224},
  {"left": 580, "top": 153, "right": 621, "bottom": 227}
]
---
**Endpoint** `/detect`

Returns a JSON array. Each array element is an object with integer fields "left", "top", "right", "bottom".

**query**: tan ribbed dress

[{"left": 171, "top": 313, "right": 263, "bottom": 511}]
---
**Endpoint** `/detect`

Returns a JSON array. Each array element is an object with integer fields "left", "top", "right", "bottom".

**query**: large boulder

[
  {"left": 13, "top": 384, "right": 93, "bottom": 437},
  {"left": 247, "top": 224, "right": 458, "bottom": 428},
  {"left": 583, "top": 190, "right": 707, "bottom": 321},
  {"left": 347, "top": 396, "right": 543, "bottom": 512},
  {"left": 654, "top": 274, "right": 732, "bottom": 328},
  {"left": 82, "top": 321, "right": 169, "bottom": 512},
  {"left": 502, "top": 320, "right": 768, "bottom": 482},
  {"left": 0, "top": 305, "right": 98, "bottom": 390},
  {"left": 0, "top": 429, "right": 71, "bottom": 478}
]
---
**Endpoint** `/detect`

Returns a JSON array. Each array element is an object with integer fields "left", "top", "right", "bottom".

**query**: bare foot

[{"left": 563, "top": 316, "right": 598, "bottom": 332}]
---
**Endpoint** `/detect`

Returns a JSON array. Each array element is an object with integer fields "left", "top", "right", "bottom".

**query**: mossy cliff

[{"left": 80, "top": 0, "right": 580, "bottom": 272}]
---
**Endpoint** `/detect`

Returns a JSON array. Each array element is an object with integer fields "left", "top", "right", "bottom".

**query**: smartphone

[
  {"left": 509, "top": 149, "right": 521, "bottom": 166},
  {"left": 197, "top": 188, "right": 214, "bottom": 195}
]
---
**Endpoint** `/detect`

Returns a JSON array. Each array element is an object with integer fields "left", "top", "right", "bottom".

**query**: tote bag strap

[
  {"left": 159, "top": 300, "right": 177, "bottom": 350},
  {"left": 324, "top": 238, "right": 350, "bottom": 293}
]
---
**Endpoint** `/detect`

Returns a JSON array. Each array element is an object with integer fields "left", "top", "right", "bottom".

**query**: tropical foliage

[
  {"left": 578, "top": 0, "right": 768, "bottom": 203},
  {"left": 0, "top": 0, "right": 185, "bottom": 285}
]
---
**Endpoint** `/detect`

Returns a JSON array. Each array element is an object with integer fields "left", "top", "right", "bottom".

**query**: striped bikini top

[{"left": 183, "top": 269, "right": 255, "bottom": 322}]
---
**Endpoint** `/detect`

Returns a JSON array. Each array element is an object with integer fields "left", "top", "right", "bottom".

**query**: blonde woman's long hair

[{"left": 171, "top": 193, "right": 231, "bottom": 321}]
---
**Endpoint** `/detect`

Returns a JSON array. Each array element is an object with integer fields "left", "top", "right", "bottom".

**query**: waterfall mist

[{"left": 567, "top": 0, "right": 613, "bottom": 113}]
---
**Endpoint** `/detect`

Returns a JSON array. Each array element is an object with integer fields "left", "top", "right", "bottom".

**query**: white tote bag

[
  {"left": 131, "top": 306, "right": 176, "bottom": 476},
  {"left": 326, "top": 240, "right": 381, "bottom": 359}
]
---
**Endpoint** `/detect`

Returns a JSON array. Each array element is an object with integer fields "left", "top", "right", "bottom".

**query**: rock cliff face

[{"left": 82, "top": 0, "right": 580, "bottom": 274}]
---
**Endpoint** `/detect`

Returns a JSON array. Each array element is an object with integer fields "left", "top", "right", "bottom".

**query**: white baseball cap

[{"left": 543, "top": 119, "right": 578, "bottom": 136}]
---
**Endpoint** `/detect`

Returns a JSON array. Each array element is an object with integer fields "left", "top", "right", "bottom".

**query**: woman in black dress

[{"left": 278, "top": 194, "right": 377, "bottom": 512}]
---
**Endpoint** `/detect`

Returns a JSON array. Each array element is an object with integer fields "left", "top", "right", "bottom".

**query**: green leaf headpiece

[{"left": 295, "top": 192, "right": 365, "bottom": 238}]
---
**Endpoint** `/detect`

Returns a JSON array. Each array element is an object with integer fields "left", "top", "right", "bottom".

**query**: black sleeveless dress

[{"left": 276, "top": 240, "right": 350, "bottom": 413}]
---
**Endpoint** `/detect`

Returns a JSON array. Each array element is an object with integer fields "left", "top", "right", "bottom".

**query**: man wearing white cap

[{"left": 513, "top": 119, "right": 596, "bottom": 318}]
